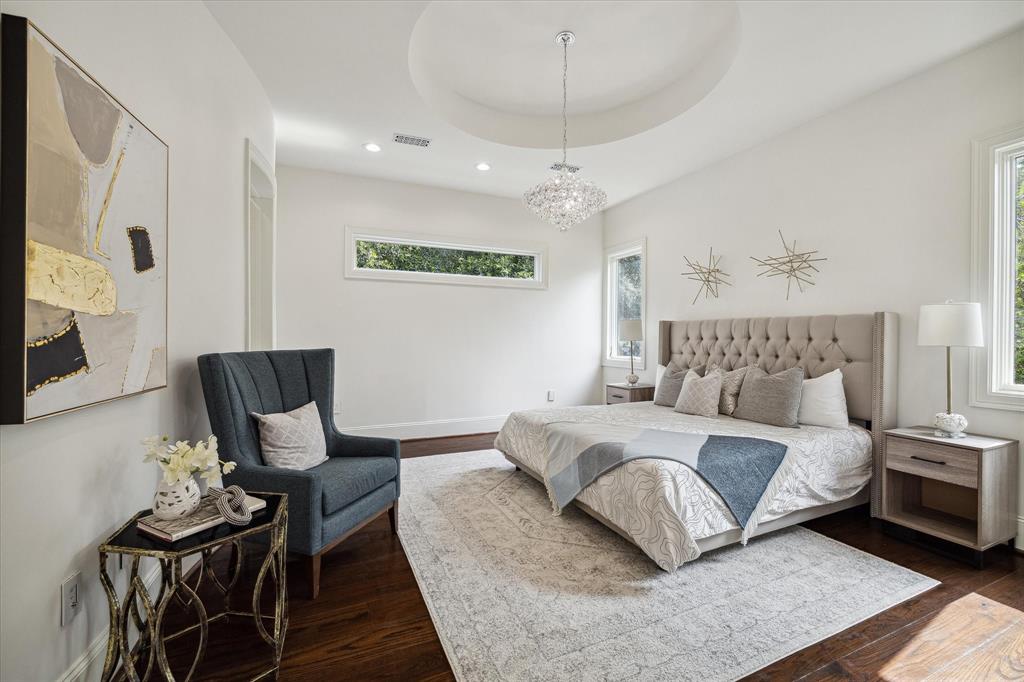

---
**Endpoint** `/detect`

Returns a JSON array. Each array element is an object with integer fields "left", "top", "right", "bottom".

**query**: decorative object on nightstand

[
  {"left": 881, "top": 426, "right": 1018, "bottom": 567},
  {"left": 917, "top": 302, "right": 983, "bottom": 438},
  {"left": 606, "top": 382, "right": 654, "bottom": 404},
  {"left": 618, "top": 319, "right": 643, "bottom": 385}
]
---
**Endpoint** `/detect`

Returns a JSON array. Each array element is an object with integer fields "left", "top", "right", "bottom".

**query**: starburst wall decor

[
  {"left": 681, "top": 247, "right": 731, "bottom": 304},
  {"left": 750, "top": 230, "right": 827, "bottom": 300}
]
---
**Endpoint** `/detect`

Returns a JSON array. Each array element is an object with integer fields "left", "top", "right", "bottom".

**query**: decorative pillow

[
  {"left": 733, "top": 367, "right": 805, "bottom": 427},
  {"left": 673, "top": 367, "right": 723, "bottom": 418},
  {"left": 715, "top": 365, "right": 749, "bottom": 416},
  {"left": 251, "top": 401, "right": 328, "bottom": 470},
  {"left": 798, "top": 368, "right": 850, "bottom": 429},
  {"left": 654, "top": 362, "right": 704, "bottom": 407}
]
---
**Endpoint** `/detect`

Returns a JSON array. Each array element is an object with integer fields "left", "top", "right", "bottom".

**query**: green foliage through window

[
  {"left": 1014, "top": 154, "right": 1023, "bottom": 384},
  {"left": 355, "top": 239, "right": 536, "bottom": 279},
  {"left": 614, "top": 253, "right": 642, "bottom": 357}
]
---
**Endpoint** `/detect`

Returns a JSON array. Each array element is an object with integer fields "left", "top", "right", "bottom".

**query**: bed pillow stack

[{"left": 673, "top": 367, "right": 723, "bottom": 418}]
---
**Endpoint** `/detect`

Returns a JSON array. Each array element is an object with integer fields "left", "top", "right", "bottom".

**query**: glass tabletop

[{"left": 100, "top": 493, "right": 284, "bottom": 557}]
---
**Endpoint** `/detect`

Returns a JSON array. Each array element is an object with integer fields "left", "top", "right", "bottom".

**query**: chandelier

[{"left": 523, "top": 31, "right": 607, "bottom": 231}]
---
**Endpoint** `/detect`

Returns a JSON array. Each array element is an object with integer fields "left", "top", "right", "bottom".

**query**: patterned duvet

[{"left": 493, "top": 402, "right": 872, "bottom": 571}]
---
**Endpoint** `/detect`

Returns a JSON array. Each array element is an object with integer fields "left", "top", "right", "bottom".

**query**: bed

[{"left": 494, "top": 313, "right": 898, "bottom": 570}]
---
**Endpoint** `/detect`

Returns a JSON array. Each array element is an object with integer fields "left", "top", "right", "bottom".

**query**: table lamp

[
  {"left": 618, "top": 319, "right": 643, "bottom": 385},
  {"left": 917, "top": 301, "right": 983, "bottom": 438}
]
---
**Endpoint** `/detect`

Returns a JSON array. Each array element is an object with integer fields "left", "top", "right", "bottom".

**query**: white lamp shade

[
  {"left": 917, "top": 302, "right": 983, "bottom": 347},
  {"left": 617, "top": 319, "right": 643, "bottom": 343}
]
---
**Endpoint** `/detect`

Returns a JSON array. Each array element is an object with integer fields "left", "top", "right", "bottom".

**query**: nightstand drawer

[
  {"left": 606, "top": 387, "right": 631, "bottom": 404},
  {"left": 886, "top": 436, "right": 977, "bottom": 489}
]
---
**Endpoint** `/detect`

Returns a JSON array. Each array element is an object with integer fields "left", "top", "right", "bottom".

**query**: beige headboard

[{"left": 658, "top": 313, "right": 898, "bottom": 515}]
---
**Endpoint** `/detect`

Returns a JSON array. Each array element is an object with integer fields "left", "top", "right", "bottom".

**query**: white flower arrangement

[{"left": 142, "top": 434, "right": 237, "bottom": 485}]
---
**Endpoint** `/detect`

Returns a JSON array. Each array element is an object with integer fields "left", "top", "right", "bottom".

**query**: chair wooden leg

[
  {"left": 304, "top": 552, "right": 321, "bottom": 600},
  {"left": 388, "top": 501, "right": 398, "bottom": 535}
]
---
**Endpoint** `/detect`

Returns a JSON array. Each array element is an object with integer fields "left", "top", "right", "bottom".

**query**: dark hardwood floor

[{"left": 156, "top": 440, "right": 1022, "bottom": 681}]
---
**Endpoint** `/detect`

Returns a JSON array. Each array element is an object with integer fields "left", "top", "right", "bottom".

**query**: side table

[{"left": 98, "top": 492, "right": 288, "bottom": 681}]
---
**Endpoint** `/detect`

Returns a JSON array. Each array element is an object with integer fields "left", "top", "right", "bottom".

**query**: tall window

[
  {"left": 970, "top": 126, "right": 1024, "bottom": 410},
  {"left": 605, "top": 239, "right": 645, "bottom": 367},
  {"left": 345, "top": 227, "right": 547, "bottom": 289}
]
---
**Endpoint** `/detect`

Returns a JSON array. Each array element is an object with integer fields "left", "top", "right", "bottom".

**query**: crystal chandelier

[{"left": 523, "top": 31, "right": 607, "bottom": 231}]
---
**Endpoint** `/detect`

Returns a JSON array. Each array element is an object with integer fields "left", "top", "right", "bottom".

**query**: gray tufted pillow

[
  {"left": 712, "top": 365, "right": 749, "bottom": 416},
  {"left": 655, "top": 362, "right": 704, "bottom": 407},
  {"left": 674, "top": 367, "right": 723, "bottom": 418},
  {"left": 733, "top": 366, "right": 805, "bottom": 427},
  {"left": 251, "top": 401, "right": 328, "bottom": 470}
]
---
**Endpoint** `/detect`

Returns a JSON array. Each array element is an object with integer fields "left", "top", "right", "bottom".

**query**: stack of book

[{"left": 137, "top": 494, "right": 266, "bottom": 542}]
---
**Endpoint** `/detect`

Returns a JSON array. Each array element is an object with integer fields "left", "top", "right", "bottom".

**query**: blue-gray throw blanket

[{"left": 544, "top": 424, "right": 787, "bottom": 529}]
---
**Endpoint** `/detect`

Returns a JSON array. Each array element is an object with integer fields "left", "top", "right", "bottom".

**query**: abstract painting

[{"left": 1, "top": 16, "right": 167, "bottom": 423}]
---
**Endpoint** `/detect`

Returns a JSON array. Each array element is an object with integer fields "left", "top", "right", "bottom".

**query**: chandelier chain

[{"left": 561, "top": 37, "right": 568, "bottom": 166}]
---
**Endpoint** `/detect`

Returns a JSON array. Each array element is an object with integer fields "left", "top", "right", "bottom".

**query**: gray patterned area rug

[{"left": 398, "top": 450, "right": 938, "bottom": 682}]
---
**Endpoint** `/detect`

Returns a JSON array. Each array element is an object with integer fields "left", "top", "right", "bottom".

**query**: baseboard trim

[
  {"left": 336, "top": 414, "right": 508, "bottom": 440},
  {"left": 58, "top": 563, "right": 163, "bottom": 682}
]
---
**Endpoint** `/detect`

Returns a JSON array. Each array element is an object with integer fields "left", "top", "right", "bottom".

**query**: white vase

[{"left": 152, "top": 477, "right": 202, "bottom": 520}]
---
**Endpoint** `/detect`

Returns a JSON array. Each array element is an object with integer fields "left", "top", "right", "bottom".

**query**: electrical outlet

[
  {"left": 547, "top": 389, "right": 555, "bottom": 402},
  {"left": 61, "top": 571, "right": 82, "bottom": 627}
]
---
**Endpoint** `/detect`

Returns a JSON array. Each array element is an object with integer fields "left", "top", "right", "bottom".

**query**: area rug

[{"left": 398, "top": 450, "right": 938, "bottom": 682}]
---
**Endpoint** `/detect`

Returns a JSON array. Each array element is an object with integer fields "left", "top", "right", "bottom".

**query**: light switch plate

[{"left": 61, "top": 571, "right": 82, "bottom": 627}]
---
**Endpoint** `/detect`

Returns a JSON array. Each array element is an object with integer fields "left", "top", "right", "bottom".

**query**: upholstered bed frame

[{"left": 506, "top": 312, "right": 899, "bottom": 555}]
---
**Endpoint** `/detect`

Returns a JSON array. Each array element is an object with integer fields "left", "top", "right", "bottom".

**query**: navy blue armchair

[{"left": 197, "top": 349, "right": 400, "bottom": 599}]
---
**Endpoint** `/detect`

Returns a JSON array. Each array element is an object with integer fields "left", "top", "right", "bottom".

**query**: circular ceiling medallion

[{"left": 408, "top": 1, "right": 741, "bottom": 149}]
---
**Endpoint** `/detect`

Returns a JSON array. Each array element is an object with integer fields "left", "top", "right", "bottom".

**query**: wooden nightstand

[
  {"left": 882, "top": 426, "right": 1018, "bottom": 566},
  {"left": 606, "top": 382, "right": 654, "bottom": 404}
]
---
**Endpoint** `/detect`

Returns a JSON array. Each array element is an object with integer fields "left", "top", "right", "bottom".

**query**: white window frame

[
  {"left": 969, "top": 124, "right": 1024, "bottom": 411},
  {"left": 603, "top": 238, "right": 646, "bottom": 369},
  {"left": 344, "top": 226, "right": 548, "bottom": 290}
]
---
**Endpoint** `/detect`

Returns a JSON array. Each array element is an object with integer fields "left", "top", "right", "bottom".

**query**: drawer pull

[
  {"left": 611, "top": 394, "right": 625, "bottom": 399},
  {"left": 910, "top": 455, "right": 946, "bottom": 466}
]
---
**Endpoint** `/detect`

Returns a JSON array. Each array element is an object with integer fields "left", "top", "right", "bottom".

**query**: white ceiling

[{"left": 206, "top": 1, "right": 1024, "bottom": 207}]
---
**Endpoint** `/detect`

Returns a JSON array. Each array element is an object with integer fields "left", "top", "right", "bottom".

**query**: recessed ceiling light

[
  {"left": 363, "top": 142, "right": 382, "bottom": 152},
  {"left": 475, "top": 162, "right": 491, "bottom": 171}
]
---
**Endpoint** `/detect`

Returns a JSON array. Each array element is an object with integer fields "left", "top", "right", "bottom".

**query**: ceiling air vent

[
  {"left": 393, "top": 133, "right": 432, "bottom": 148},
  {"left": 550, "top": 162, "right": 581, "bottom": 173}
]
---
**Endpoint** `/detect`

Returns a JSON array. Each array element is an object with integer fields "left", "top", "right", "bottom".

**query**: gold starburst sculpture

[
  {"left": 751, "top": 230, "right": 827, "bottom": 300},
  {"left": 682, "top": 247, "right": 731, "bottom": 304}
]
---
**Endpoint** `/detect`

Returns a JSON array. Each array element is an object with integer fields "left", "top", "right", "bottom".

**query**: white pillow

[
  {"left": 797, "top": 369, "right": 849, "bottom": 429},
  {"left": 251, "top": 401, "right": 329, "bottom": 470}
]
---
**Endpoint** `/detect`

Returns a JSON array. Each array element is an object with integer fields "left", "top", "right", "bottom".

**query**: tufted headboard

[{"left": 658, "top": 313, "right": 899, "bottom": 516}]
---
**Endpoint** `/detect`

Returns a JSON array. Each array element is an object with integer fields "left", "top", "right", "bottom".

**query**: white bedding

[{"left": 494, "top": 402, "right": 872, "bottom": 571}]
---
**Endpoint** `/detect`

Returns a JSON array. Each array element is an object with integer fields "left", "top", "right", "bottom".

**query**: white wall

[
  {"left": 0, "top": 3, "right": 274, "bottom": 680},
  {"left": 275, "top": 166, "right": 604, "bottom": 438},
  {"left": 603, "top": 29, "right": 1024, "bottom": 547}
]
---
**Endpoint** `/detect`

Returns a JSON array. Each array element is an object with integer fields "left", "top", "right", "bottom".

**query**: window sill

[
  {"left": 969, "top": 388, "right": 1024, "bottom": 412},
  {"left": 603, "top": 357, "right": 646, "bottom": 371}
]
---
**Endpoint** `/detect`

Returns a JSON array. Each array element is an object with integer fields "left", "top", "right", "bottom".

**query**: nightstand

[
  {"left": 606, "top": 382, "right": 654, "bottom": 404},
  {"left": 882, "top": 426, "right": 1018, "bottom": 566}
]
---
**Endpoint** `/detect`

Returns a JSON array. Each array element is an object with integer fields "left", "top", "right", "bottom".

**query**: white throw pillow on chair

[{"left": 251, "top": 401, "right": 329, "bottom": 470}]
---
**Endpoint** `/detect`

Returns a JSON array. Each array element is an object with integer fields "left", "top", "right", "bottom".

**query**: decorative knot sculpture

[{"left": 208, "top": 485, "right": 252, "bottom": 525}]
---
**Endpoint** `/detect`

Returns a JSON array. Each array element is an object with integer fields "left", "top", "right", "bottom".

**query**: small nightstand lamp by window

[
  {"left": 918, "top": 302, "right": 983, "bottom": 438},
  {"left": 618, "top": 319, "right": 643, "bottom": 385}
]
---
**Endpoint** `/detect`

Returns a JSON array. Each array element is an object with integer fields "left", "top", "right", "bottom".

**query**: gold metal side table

[{"left": 98, "top": 492, "right": 288, "bottom": 681}]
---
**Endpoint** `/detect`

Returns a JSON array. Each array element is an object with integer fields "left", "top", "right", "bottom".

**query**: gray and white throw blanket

[{"left": 543, "top": 422, "right": 786, "bottom": 534}]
